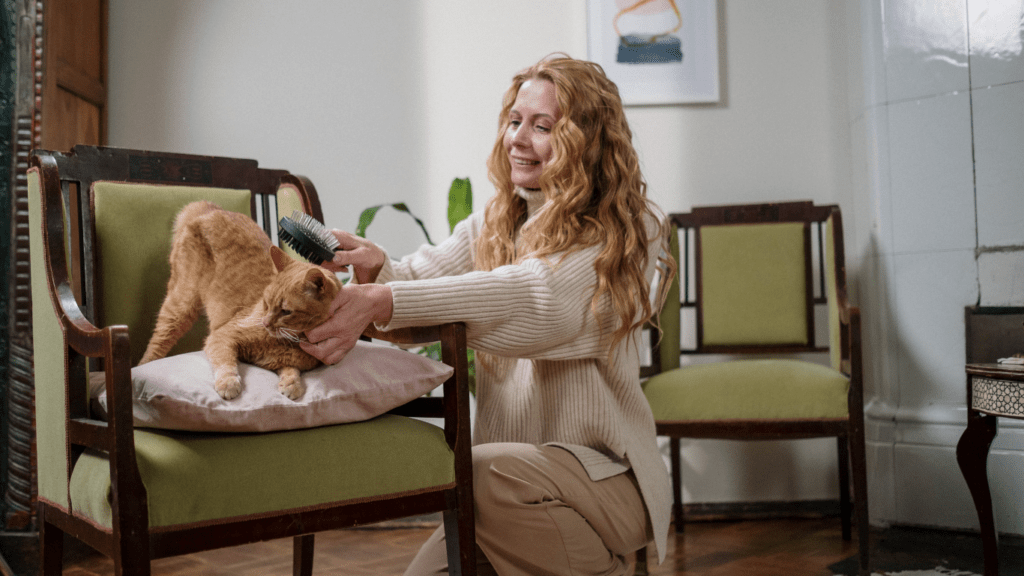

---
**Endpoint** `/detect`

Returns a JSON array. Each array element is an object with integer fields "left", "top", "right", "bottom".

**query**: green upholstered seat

[
  {"left": 643, "top": 359, "right": 849, "bottom": 422},
  {"left": 70, "top": 415, "right": 455, "bottom": 531}
]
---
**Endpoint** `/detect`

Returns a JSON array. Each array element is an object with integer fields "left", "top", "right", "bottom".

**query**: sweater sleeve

[
  {"left": 378, "top": 240, "right": 614, "bottom": 360},
  {"left": 373, "top": 213, "right": 480, "bottom": 284}
]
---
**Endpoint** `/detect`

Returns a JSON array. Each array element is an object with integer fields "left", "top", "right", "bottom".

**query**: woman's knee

[{"left": 471, "top": 443, "right": 546, "bottom": 510}]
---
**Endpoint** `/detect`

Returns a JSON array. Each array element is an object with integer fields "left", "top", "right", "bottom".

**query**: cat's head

[{"left": 258, "top": 246, "right": 342, "bottom": 339}]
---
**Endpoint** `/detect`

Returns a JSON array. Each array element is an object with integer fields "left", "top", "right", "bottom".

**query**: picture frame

[{"left": 587, "top": 0, "right": 720, "bottom": 105}]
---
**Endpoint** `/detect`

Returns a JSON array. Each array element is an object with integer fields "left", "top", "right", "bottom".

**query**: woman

[{"left": 302, "top": 54, "right": 675, "bottom": 575}]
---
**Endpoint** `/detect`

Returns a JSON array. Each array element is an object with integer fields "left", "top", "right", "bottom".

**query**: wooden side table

[{"left": 957, "top": 363, "right": 1024, "bottom": 576}]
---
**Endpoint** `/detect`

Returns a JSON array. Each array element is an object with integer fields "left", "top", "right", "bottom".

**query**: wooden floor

[{"left": 60, "top": 517, "right": 858, "bottom": 576}]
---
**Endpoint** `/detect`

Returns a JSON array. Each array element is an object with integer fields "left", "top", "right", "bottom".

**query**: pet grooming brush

[{"left": 278, "top": 210, "right": 340, "bottom": 264}]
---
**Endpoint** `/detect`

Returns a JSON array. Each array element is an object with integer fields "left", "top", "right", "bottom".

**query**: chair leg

[
  {"left": 293, "top": 534, "right": 314, "bottom": 576},
  {"left": 837, "top": 435, "right": 852, "bottom": 540},
  {"left": 39, "top": 507, "right": 63, "bottom": 576},
  {"left": 444, "top": 484, "right": 477, "bottom": 576},
  {"left": 634, "top": 545, "right": 649, "bottom": 576},
  {"left": 670, "top": 437, "right": 684, "bottom": 533},
  {"left": 849, "top": 425, "right": 870, "bottom": 576}
]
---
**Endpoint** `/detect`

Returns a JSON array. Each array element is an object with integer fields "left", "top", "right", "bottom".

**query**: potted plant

[{"left": 356, "top": 178, "right": 475, "bottom": 393}]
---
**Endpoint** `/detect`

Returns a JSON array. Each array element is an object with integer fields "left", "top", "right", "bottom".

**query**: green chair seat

[
  {"left": 70, "top": 415, "right": 455, "bottom": 531},
  {"left": 643, "top": 359, "right": 850, "bottom": 421}
]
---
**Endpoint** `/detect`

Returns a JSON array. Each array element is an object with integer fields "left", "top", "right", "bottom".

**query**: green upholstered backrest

[
  {"left": 276, "top": 180, "right": 306, "bottom": 262},
  {"left": 825, "top": 214, "right": 842, "bottom": 370},
  {"left": 700, "top": 222, "right": 808, "bottom": 347},
  {"left": 658, "top": 223, "right": 681, "bottom": 371},
  {"left": 28, "top": 168, "right": 71, "bottom": 509},
  {"left": 91, "top": 183, "right": 253, "bottom": 367}
]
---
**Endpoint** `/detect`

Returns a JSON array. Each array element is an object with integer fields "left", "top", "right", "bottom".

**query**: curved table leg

[{"left": 956, "top": 412, "right": 998, "bottom": 576}]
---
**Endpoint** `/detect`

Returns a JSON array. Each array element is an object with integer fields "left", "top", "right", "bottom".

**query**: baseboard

[{"left": 681, "top": 499, "right": 842, "bottom": 522}]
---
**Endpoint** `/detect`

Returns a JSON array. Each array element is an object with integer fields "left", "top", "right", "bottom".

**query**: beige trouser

[{"left": 404, "top": 443, "right": 651, "bottom": 576}]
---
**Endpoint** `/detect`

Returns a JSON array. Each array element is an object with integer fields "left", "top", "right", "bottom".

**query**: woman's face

[{"left": 503, "top": 79, "right": 560, "bottom": 190}]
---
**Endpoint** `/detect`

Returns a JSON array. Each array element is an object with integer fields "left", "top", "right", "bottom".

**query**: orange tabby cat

[{"left": 139, "top": 201, "right": 342, "bottom": 401}]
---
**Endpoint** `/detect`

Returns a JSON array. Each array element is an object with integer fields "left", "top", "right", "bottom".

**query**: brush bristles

[
  {"left": 278, "top": 211, "right": 339, "bottom": 263},
  {"left": 290, "top": 211, "right": 340, "bottom": 251}
]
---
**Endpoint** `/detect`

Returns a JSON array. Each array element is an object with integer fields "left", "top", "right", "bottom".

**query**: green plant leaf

[
  {"left": 355, "top": 203, "right": 434, "bottom": 245},
  {"left": 447, "top": 178, "right": 473, "bottom": 233},
  {"left": 355, "top": 206, "right": 382, "bottom": 238},
  {"left": 357, "top": 178, "right": 476, "bottom": 395}
]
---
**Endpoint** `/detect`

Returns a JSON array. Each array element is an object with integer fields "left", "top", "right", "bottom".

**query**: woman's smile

[{"left": 504, "top": 78, "right": 560, "bottom": 189}]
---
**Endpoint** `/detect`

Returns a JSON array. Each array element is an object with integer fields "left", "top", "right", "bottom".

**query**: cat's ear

[
  {"left": 303, "top": 267, "right": 328, "bottom": 294},
  {"left": 270, "top": 245, "right": 293, "bottom": 273}
]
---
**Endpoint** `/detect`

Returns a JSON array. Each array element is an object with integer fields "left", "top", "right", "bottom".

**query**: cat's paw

[
  {"left": 214, "top": 373, "right": 242, "bottom": 400},
  {"left": 278, "top": 374, "right": 305, "bottom": 401}
]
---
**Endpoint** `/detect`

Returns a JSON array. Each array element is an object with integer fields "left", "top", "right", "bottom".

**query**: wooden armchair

[
  {"left": 642, "top": 201, "right": 869, "bottom": 575},
  {"left": 28, "top": 145, "right": 475, "bottom": 575}
]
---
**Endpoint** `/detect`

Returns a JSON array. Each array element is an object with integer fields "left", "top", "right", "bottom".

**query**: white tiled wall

[
  {"left": 967, "top": 0, "right": 1024, "bottom": 89},
  {"left": 886, "top": 94, "right": 975, "bottom": 254},
  {"left": 973, "top": 82, "right": 1024, "bottom": 248},
  {"left": 883, "top": 0, "right": 971, "bottom": 102},
  {"left": 892, "top": 250, "right": 978, "bottom": 413},
  {"left": 849, "top": 0, "right": 1024, "bottom": 534}
]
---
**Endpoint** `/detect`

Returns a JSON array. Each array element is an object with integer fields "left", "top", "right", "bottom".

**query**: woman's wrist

[
  {"left": 353, "top": 282, "right": 393, "bottom": 324},
  {"left": 355, "top": 256, "right": 384, "bottom": 285}
]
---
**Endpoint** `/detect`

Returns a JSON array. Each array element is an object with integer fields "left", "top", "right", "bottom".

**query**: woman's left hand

[{"left": 300, "top": 283, "right": 394, "bottom": 365}]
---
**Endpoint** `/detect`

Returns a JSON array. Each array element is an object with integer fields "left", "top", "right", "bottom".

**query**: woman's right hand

[
  {"left": 300, "top": 282, "right": 393, "bottom": 365},
  {"left": 320, "top": 230, "right": 385, "bottom": 284}
]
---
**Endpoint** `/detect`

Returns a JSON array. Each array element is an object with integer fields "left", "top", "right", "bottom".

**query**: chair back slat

[
  {"left": 658, "top": 223, "right": 682, "bottom": 372},
  {"left": 824, "top": 211, "right": 849, "bottom": 371}
]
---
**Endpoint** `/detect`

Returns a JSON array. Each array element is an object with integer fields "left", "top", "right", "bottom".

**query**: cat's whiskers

[{"left": 261, "top": 325, "right": 306, "bottom": 344}]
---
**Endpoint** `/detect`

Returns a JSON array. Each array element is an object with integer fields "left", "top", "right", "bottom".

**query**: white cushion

[{"left": 89, "top": 340, "right": 452, "bottom": 432}]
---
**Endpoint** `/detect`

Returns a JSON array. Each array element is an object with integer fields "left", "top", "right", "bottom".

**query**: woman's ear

[{"left": 270, "top": 245, "right": 293, "bottom": 272}]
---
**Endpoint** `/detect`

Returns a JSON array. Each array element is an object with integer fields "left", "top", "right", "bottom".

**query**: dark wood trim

[
  {"left": 147, "top": 489, "right": 452, "bottom": 559},
  {"left": 656, "top": 419, "right": 848, "bottom": 440},
  {"left": 684, "top": 343, "right": 828, "bottom": 355},
  {"left": 965, "top": 363, "right": 1024, "bottom": 381},
  {"left": 802, "top": 221, "right": 815, "bottom": 346},
  {"left": 680, "top": 498, "right": 844, "bottom": 523}
]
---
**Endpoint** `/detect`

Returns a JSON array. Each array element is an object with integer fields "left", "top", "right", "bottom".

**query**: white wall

[
  {"left": 847, "top": 0, "right": 1024, "bottom": 535},
  {"left": 108, "top": 0, "right": 866, "bottom": 515},
  {"left": 108, "top": 0, "right": 431, "bottom": 257}
]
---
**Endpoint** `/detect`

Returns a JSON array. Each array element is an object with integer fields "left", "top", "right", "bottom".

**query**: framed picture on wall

[{"left": 587, "top": 0, "right": 720, "bottom": 105}]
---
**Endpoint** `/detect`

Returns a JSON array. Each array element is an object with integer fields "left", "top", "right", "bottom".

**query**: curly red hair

[{"left": 477, "top": 54, "right": 675, "bottom": 355}]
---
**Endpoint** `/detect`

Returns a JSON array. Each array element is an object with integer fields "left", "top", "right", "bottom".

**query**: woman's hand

[
  {"left": 318, "top": 230, "right": 385, "bottom": 285},
  {"left": 300, "top": 283, "right": 394, "bottom": 365}
]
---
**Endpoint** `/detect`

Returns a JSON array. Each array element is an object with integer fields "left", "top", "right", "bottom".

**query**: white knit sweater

[{"left": 373, "top": 189, "right": 671, "bottom": 561}]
